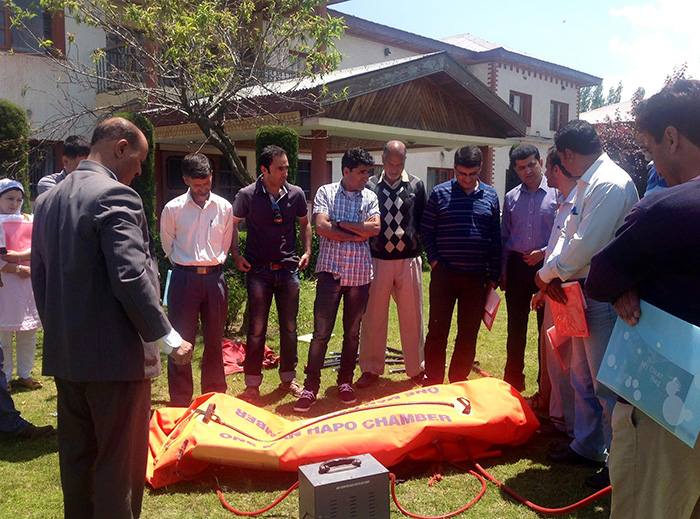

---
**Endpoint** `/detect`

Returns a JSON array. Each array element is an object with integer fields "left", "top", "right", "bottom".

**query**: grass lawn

[{"left": 0, "top": 273, "right": 611, "bottom": 518}]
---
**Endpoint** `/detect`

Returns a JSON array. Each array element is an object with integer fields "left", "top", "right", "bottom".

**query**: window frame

[
  {"left": 427, "top": 167, "right": 454, "bottom": 192},
  {"left": 0, "top": 0, "right": 64, "bottom": 54},
  {"left": 509, "top": 90, "right": 532, "bottom": 127},
  {"left": 0, "top": 1, "right": 10, "bottom": 50},
  {"left": 550, "top": 100, "right": 569, "bottom": 132}
]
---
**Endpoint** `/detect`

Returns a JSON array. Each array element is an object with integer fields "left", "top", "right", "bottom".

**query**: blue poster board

[{"left": 597, "top": 300, "right": 700, "bottom": 447}]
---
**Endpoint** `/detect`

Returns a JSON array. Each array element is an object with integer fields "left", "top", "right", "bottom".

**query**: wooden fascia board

[
  {"left": 301, "top": 116, "right": 519, "bottom": 149},
  {"left": 319, "top": 52, "right": 526, "bottom": 137}
]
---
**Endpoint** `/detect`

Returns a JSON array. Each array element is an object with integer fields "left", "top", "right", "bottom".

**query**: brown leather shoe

[
  {"left": 17, "top": 377, "right": 43, "bottom": 390},
  {"left": 16, "top": 424, "right": 55, "bottom": 440},
  {"left": 278, "top": 379, "right": 303, "bottom": 398}
]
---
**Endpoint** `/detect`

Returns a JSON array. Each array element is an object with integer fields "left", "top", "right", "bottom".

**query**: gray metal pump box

[{"left": 298, "top": 453, "right": 390, "bottom": 519}]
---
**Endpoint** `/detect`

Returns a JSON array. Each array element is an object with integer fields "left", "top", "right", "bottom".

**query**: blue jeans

[
  {"left": 570, "top": 294, "right": 618, "bottom": 462},
  {"left": 303, "top": 272, "right": 371, "bottom": 394},
  {"left": 0, "top": 346, "right": 29, "bottom": 439},
  {"left": 244, "top": 267, "right": 300, "bottom": 387}
]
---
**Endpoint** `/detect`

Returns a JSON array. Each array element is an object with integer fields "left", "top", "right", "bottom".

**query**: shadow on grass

[
  {"left": 474, "top": 437, "right": 611, "bottom": 518},
  {"left": 148, "top": 464, "right": 300, "bottom": 504},
  {"left": 0, "top": 433, "right": 58, "bottom": 462}
]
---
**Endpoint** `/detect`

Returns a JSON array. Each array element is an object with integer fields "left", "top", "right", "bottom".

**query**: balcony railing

[
  {"left": 96, "top": 44, "right": 146, "bottom": 93},
  {"left": 96, "top": 45, "right": 303, "bottom": 94}
]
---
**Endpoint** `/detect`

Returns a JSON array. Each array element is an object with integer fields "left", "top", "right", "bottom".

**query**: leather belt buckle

[
  {"left": 196, "top": 266, "right": 209, "bottom": 274},
  {"left": 269, "top": 263, "right": 284, "bottom": 271}
]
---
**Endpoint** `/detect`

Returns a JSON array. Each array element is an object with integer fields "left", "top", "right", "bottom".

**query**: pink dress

[{"left": 0, "top": 214, "right": 41, "bottom": 331}]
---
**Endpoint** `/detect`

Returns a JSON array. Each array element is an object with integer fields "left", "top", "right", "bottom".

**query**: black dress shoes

[{"left": 547, "top": 445, "right": 605, "bottom": 468}]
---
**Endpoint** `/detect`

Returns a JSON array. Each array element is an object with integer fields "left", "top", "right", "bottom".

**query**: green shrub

[
  {"left": 113, "top": 111, "right": 157, "bottom": 235},
  {"left": 255, "top": 125, "right": 299, "bottom": 184},
  {"left": 0, "top": 99, "right": 31, "bottom": 212}
]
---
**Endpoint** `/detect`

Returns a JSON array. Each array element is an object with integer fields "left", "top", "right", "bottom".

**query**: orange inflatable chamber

[{"left": 147, "top": 377, "right": 539, "bottom": 488}]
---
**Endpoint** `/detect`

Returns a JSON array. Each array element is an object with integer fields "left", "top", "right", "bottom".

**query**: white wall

[
  {"left": 495, "top": 64, "right": 580, "bottom": 139},
  {"left": 467, "top": 62, "right": 490, "bottom": 85},
  {"left": 334, "top": 34, "right": 420, "bottom": 70},
  {"left": 492, "top": 64, "right": 581, "bottom": 198}
]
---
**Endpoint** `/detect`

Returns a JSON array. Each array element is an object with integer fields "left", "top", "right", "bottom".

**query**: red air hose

[
  {"left": 450, "top": 437, "right": 612, "bottom": 516},
  {"left": 215, "top": 481, "right": 298, "bottom": 516},
  {"left": 471, "top": 461, "right": 611, "bottom": 516},
  {"left": 389, "top": 471, "right": 487, "bottom": 519}
]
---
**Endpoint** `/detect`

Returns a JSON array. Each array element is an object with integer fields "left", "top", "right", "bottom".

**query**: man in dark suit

[{"left": 31, "top": 118, "right": 193, "bottom": 518}]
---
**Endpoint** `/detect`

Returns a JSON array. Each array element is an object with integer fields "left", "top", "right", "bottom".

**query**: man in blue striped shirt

[{"left": 420, "top": 146, "right": 501, "bottom": 386}]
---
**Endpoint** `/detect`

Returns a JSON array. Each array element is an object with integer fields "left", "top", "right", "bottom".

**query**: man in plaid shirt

[{"left": 294, "top": 148, "right": 380, "bottom": 412}]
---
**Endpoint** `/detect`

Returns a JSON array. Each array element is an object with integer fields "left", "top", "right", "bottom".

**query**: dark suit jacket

[{"left": 31, "top": 160, "right": 171, "bottom": 382}]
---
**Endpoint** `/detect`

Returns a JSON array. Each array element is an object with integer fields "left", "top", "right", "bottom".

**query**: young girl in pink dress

[{"left": 0, "top": 179, "right": 42, "bottom": 391}]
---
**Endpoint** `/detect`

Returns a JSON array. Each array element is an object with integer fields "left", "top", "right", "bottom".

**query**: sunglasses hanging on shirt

[{"left": 270, "top": 199, "right": 283, "bottom": 225}]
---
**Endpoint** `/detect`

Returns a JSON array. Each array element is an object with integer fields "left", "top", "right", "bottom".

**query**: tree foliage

[
  {"left": 596, "top": 65, "right": 691, "bottom": 197},
  {"left": 580, "top": 81, "right": 624, "bottom": 112},
  {"left": 14, "top": 0, "right": 346, "bottom": 185},
  {"left": 0, "top": 99, "right": 32, "bottom": 212},
  {"left": 113, "top": 111, "right": 157, "bottom": 235},
  {"left": 606, "top": 81, "right": 623, "bottom": 105}
]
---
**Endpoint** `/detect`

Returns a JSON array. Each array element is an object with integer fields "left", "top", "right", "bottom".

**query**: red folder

[
  {"left": 546, "top": 326, "right": 570, "bottom": 370},
  {"left": 548, "top": 281, "right": 589, "bottom": 337}
]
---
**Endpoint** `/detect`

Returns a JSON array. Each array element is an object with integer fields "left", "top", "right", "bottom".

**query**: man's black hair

[
  {"left": 509, "top": 143, "right": 540, "bottom": 169},
  {"left": 454, "top": 145, "right": 482, "bottom": 168},
  {"left": 181, "top": 153, "right": 213, "bottom": 179},
  {"left": 636, "top": 79, "right": 700, "bottom": 149},
  {"left": 62, "top": 135, "right": 90, "bottom": 159},
  {"left": 554, "top": 120, "right": 603, "bottom": 156},
  {"left": 259, "top": 145, "right": 287, "bottom": 172},
  {"left": 341, "top": 147, "right": 375, "bottom": 172}
]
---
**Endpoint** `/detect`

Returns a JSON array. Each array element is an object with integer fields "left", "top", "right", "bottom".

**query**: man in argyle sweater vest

[{"left": 357, "top": 141, "right": 426, "bottom": 388}]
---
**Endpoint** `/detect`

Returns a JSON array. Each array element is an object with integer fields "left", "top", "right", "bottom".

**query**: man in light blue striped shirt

[
  {"left": 294, "top": 148, "right": 380, "bottom": 412},
  {"left": 420, "top": 145, "right": 501, "bottom": 386}
]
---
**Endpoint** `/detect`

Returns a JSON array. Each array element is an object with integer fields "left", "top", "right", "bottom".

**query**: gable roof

[{"left": 154, "top": 52, "right": 526, "bottom": 152}]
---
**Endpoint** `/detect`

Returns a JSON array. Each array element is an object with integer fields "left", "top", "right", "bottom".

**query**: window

[
  {"left": 28, "top": 143, "right": 56, "bottom": 199},
  {"left": 217, "top": 157, "right": 244, "bottom": 203},
  {"left": 550, "top": 101, "right": 569, "bottom": 132},
  {"left": 296, "top": 160, "right": 311, "bottom": 199},
  {"left": 0, "top": 0, "right": 53, "bottom": 53},
  {"left": 509, "top": 91, "right": 532, "bottom": 126},
  {"left": 427, "top": 167, "right": 454, "bottom": 192}
]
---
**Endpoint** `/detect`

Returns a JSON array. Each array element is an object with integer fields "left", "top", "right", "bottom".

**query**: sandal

[{"left": 17, "top": 377, "right": 43, "bottom": 390}]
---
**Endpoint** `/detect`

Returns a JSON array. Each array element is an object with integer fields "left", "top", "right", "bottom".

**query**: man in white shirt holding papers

[{"left": 535, "top": 120, "right": 638, "bottom": 489}]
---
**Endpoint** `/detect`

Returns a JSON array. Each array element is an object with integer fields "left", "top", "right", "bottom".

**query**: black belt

[
  {"left": 174, "top": 264, "right": 223, "bottom": 274},
  {"left": 255, "top": 262, "right": 289, "bottom": 271}
]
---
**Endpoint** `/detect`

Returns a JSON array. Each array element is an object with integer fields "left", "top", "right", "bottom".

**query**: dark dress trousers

[{"left": 32, "top": 160, "right": 171, "bottom": 518}]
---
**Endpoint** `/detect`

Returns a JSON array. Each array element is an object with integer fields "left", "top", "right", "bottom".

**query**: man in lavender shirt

[{"left": 501, "top": 144, "right": 557, "bottom": 396}]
